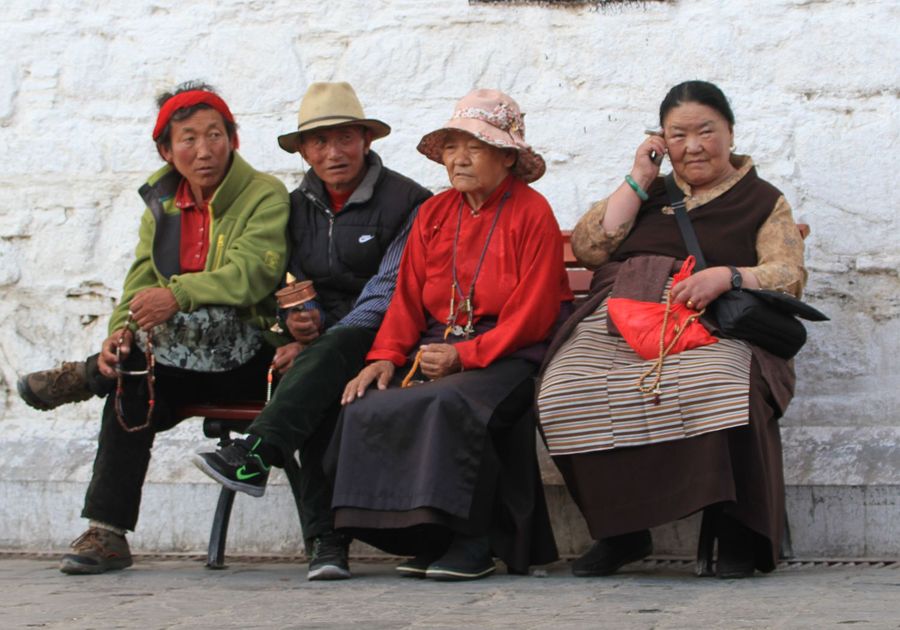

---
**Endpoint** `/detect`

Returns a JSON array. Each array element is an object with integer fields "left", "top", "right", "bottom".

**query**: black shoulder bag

[{"left": 664, "top": 174, "right": 828, "bottom": 359}]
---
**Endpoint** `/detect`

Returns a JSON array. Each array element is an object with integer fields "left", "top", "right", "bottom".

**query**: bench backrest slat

[{"left": 562, "top": 230, "right": 592, "bottom": 297}]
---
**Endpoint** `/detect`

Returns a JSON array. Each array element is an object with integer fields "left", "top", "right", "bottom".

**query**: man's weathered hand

[
  {"left": 419, "top": 343, "right": 462, "bottom": 380},
  {"left": 97, "top": 328, "right": 134, "bottom": 379},
  {"left": 129, "top": 287, "right": 179, "bottom": 331},
  {"left": 272, "top": 341, "right": 305, "bottom": 375},
  {"left": 286, "top": 309, "right": 322, "bottom": 344}
]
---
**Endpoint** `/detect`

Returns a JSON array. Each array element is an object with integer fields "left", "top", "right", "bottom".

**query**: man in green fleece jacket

[{"left": 17, "top": 81, "right": 289, "bottom": 575}]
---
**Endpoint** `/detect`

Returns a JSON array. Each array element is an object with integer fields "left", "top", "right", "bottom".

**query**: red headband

[{"left": 152, "top": 90, "right": 239, "bottom": 149}]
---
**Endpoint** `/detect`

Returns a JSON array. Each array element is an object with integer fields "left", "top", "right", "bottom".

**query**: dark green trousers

[{"left": 249, "top": 325, "right": 376, "bottom": 541}]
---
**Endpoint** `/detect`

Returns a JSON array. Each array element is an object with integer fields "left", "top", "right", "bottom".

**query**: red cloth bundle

[{"left": 607, "top": 256, "right": 718, "bottom": 361}]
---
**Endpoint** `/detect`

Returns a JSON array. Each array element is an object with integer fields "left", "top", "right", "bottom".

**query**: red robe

[{"left": 367, "top": 175, "right": 573, "bottom": 369}]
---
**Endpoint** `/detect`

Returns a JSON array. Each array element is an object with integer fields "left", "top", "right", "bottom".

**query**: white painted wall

[{"left": 1, "top": 0, "right": 897, "bottom": 556}]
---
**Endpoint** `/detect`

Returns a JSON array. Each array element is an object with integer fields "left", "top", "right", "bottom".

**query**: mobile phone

[{"left": 645, "top": 128, "right": 664, "bottom": 166}]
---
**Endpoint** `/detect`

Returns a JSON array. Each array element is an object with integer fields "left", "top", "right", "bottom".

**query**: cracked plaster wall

[{"left": 0, "top": 0, "right": 897, "bottom": 553}]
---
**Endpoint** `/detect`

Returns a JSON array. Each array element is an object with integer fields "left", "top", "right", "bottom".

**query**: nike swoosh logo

[
  {"left": 235, "top": 466, "right": 260, "bottom": 480},
  {"left": 358, "top": 234, "right": 375, "bottom": 244}
]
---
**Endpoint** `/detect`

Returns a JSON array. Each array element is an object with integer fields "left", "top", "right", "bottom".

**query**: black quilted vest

[{"left": 287, "top": 151, "right": 432, "bottom": 328}]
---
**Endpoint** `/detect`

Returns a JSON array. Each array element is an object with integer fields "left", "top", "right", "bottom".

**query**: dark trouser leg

[
  {"left": 84, "top": 354, "right": 115, "bottom": 398},
  {"left": 82, "top": 394, "right": 161, "bottom": 531},
  {"left": 248, "top": 326, "right": 375, "bottom": 540},
  {"left": 295, "top": 404, "right": 342, "bottom": 541},
  {"left": 82, "top": 344, "right": 273, "bottom": 531}
]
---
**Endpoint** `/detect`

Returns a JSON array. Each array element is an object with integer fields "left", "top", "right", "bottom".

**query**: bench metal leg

[
  {"left": 206, "top": 488, "right": 235, "bottom": 569},
  {"left": 202, "top": 420, "right": 240, "bottom": 570},
  {"left": 206, "top": 485, "right": 237, "bottom": 569}
]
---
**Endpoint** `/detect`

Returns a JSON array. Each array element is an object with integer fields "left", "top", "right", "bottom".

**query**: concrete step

[
  {"left": 2, "top": 476, "right": 896, "bottom": 559},
  {"left": 1, "top": 416, "right": 897, "bottom": 559}
]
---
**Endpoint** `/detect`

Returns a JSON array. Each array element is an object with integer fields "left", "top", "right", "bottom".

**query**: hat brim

[
  {"left": 416, "top": 120, "right": 546, "bottom": 183},
  {"left": 278, "top": 117, "right": 391, "bottom": 154}
]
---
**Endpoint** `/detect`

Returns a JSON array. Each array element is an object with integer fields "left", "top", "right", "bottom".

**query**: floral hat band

[
  {"left": 417, "top": 88, "right": 546, "bottom": 183},
  {"left": 452, "top": 102, "right": 525, "bottom": 137}
]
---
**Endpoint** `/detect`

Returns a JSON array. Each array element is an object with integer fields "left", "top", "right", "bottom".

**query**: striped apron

[{"left": 538, "top": 294, "right": 751, "bottom": 456}]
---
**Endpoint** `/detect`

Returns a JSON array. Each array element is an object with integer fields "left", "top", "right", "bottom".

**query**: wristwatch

[{"left": 727, "top": 265, "right": 743, "bottom": 290}]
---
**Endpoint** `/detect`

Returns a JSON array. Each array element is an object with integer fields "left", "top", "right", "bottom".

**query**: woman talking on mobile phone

[{"left": 537, "top": 80, "right": 807, "bottom": 579}]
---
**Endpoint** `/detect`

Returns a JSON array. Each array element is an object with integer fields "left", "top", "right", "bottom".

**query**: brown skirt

[{"left": 552, "top": 357, "right": 785, "bottom": 572}]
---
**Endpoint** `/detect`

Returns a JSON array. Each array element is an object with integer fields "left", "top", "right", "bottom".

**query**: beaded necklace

[
  {"left": 401, "top": 189, "right": 512, "bottom": 388},
  {"left": 445, "top": 190, "right": 511, "bottom": 339}
]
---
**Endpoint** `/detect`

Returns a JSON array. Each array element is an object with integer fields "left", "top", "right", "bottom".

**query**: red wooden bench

[{"left": 181, "top": 226, "right": 806, "bottom": 570}]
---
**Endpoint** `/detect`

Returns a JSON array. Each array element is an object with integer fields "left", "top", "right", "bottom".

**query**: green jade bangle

[{"left": 624, "top": 174, "right": 649, "bottom": 201}]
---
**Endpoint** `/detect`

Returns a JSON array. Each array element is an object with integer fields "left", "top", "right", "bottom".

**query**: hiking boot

[
  {"left": 571, "top": 530, "right": 652, "bottom": 577},
  {"left": 59, "top": 527, "right": 133, "bottom": 575},
  {"left": 193, "top": 435, "right": 270, "bottom": 497},
  {"left": 18, "top": 361, "right": 93, "bottom": 411},
  {"left": 426, "top": 534, "right": 495, "bottom": 581},
  {"left": 307, "top": 531, "right": 351, "bottom": 581}
]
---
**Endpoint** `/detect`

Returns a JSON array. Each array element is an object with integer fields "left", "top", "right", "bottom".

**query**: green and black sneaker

[{"left": 193, "top": 435, "right": 270, "bottom": 497}]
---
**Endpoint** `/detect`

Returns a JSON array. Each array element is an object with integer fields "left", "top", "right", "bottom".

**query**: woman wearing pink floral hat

[{"left": 325, "top": 89, "right": 573, "bottom": 580}]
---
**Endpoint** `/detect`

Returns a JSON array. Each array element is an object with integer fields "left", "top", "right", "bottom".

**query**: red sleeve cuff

[{"left": 454, "top": 341, "right": 478, "bottom": 370}]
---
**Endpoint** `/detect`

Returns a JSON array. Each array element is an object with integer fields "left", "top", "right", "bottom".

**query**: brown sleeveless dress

[{"left": 538, "top": 166, "right": 797, "bottom": 572}]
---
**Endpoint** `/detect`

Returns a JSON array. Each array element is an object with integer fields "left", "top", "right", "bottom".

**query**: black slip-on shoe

[
  {"left": 715, "top": 514, "right": 757, "bottom": 579},
  {"left": 571, "top": 530, "right": 652, "bottom": 577},
  {"left": 396, "top": 551, "right": 446, "bottom": 578},
  {"left": 425, "top": 535, "right": 495, "bottom": 581}
]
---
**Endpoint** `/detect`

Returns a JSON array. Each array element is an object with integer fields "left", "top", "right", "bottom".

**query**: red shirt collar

[
  {"left": 174, "top": 177, "right": 209, "bottom": 211},
  {"left": 327, "top": 187, "right": 353, "bottom": 213}
]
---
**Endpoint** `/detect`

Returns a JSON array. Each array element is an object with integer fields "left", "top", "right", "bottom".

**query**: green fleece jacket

[{"left": 109, "top": 152, "right": 289, "bottom": 338}]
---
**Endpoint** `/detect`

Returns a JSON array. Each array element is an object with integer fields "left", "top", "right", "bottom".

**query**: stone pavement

[{"left": 1, "top": 556, "right": 898, "bottom": 629}]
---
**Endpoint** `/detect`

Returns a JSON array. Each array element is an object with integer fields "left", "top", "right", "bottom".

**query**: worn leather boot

[
  {"left": 18, "top": 361, "right": 94, "bottom": 410},
  {"left": 59, "top": 527, "right": 133, "bottom": 575}
]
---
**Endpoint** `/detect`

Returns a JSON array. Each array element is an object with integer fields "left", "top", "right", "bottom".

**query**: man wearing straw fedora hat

[{"left": 194, "top": 82, "right": 431, "bottom": 580}]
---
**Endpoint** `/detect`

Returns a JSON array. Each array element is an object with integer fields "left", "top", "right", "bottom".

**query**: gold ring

[{"left": 686, "top": 300, "right": 694, "bottom": 308}]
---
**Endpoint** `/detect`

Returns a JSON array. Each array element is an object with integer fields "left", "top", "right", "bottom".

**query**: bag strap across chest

[{"left": 664, "top": 174, "right": 708, "bottom": 269}]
